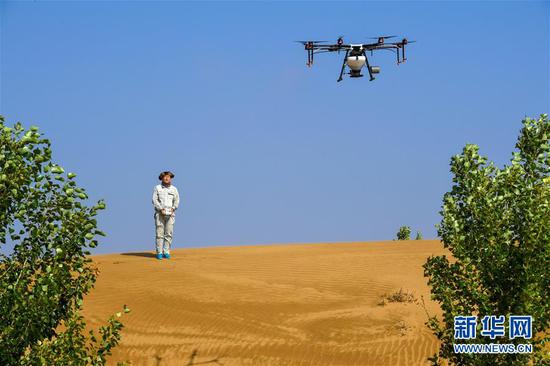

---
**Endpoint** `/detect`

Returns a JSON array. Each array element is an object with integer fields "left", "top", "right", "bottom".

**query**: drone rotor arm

[
  {"left": 361, "top": 42, "right": 382, "bottom": 49},
  {"left": 373, "top": 48, "right": 397, "bottom": 55},
  {"left": 314, "top": 44, "right": 350, "bottom": 52},
  {"left": 312, "top": 50, "right": 338, "bottom": 55}
]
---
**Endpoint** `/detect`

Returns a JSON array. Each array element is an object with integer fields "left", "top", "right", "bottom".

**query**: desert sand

[{"left": 84, "top": 240, "right": 447, "bottom": 366}]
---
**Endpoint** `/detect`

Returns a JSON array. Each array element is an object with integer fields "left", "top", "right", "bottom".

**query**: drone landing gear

[
  {"left": 337, "top": 50, "right": 350, "bottom": 82},
  {"left": 307, "top": 48, "right": 314, "bottom": 67},
  {"left": 362, "top": 51, "right": 375, "bottom": 81},
  {"left": 396, "top": 42, "right": 408, "bottom": 65}
]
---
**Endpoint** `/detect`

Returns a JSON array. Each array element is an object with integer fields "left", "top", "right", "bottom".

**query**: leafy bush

[
  {"left": 396, "top": 226, "right": 411, "bottom": 240},
  {"left": 0, "top": 117, "right": 127, "bottom": 365},
  {"left": 415, "top": 231, "right": 423, "bottom": 240},
  {"left": 423, "top": 115, "right": 549, "bottom": 365}
]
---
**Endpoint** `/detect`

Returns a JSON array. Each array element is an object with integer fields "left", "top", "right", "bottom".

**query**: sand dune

[{"left": 84, "top": 240, "right": 447, "bottom": 366}]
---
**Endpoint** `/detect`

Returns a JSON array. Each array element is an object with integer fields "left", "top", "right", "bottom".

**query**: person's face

[{"left": 162, "top": 175, "right": 172, "bottom": 185}]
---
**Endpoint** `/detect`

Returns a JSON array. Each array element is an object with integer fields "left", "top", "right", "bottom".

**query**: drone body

[{"left": 297, "top": 36, "right": 414, "bottom": 82}]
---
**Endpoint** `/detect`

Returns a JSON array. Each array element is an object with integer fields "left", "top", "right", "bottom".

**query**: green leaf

[{"left": 51, "top": 165, "right": 65, "bottom": 174}]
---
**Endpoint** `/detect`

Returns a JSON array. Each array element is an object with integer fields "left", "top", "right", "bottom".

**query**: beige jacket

[{"left": 152, "top": 184, "right": 180, "bottom": 213}]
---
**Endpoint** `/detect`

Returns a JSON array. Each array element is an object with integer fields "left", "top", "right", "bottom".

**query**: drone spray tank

[
  {"left": 346, "top": 54, "right": 366, "bottom": 78},
  {"left": 345, "top": 46, "right": 380, "bottom": 78}
]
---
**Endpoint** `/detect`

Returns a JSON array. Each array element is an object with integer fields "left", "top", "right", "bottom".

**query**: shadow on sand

[{"left": 120, "top": 252, "right": 157, "bottom": 258}]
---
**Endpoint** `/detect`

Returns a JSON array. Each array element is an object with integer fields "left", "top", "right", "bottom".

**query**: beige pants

[{"left": 155, "top": 212, "right": 175, "bottom": 254}]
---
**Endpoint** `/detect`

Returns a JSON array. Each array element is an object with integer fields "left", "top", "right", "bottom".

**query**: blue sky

[{"left": 1, "top": 1, "right": 549, "bottom": 254}]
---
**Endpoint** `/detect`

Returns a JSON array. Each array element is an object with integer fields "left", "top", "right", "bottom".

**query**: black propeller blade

[
  {"left": 368, "top": 35, "right": 397, "bottom": 40},
  {"left": 295, "top": 40, "right": 328, "bottom": 44}
]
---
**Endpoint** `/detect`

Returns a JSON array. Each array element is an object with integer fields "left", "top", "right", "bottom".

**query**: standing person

[{"left": 152, "top": 171, "right": 180, "bottom": 260}]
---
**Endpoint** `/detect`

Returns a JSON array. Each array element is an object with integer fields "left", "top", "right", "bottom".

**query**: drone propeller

[
  {"left": 368, "top": 35, "right": 397, "bottom": 40},
  {"left": 367, "top": 35, "right": 398, "bottom": 45},
  {"left": 295, "top": 40, "right": 328, "bottom": 44},
  {"left": 394, "top": 38, "right": 416, "bottom": 46}
]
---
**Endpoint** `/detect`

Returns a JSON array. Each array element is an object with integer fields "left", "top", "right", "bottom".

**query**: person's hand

[{"left": 161, "top": 208, "right": 166, "bottom": 215}]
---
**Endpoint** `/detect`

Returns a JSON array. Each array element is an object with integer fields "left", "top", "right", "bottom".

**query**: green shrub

[
  {"left": 0, "top": 117, "right": 127, "bottom": 365},
  {"left": 423, "top": 114, "right": 549, "bottom": 365},
  {"left": 396, "top": 226, "right": 411, "bottom": 240},
  {"left": 415, "top": 231, "right": 423, "bottom": 240}
]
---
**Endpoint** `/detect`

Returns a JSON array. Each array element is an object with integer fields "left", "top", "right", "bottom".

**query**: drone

[{"left": 297, "top": 36, "right": 414, "bottom": 82}]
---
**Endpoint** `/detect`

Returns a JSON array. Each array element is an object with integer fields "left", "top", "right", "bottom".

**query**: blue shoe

[
  {"left": 156, "top": 253, "right": 163, "bottom": 260},
  {"left": 163, "top": 253, "right": 171, "bottom": 259}
]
